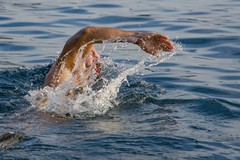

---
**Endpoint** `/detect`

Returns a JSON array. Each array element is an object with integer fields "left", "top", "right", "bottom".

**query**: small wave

[{"left": 0, "top": 65, "right": 49, "bottom": 113}]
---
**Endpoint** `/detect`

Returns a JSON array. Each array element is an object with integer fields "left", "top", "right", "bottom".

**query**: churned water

[{"left": 0, "top": 0, "right": 240, "bottom": 159}]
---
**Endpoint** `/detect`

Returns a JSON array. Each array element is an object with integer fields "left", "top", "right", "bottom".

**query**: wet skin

[{"left": 44, "top": 26, "right": 174, "bottom": 88}]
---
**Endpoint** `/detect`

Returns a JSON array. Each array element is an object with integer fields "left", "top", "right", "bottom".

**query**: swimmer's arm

[
  {"left": 44, "top": 27, "right": 174, "bottom": 88},
  {"left": 63, "top": 26, "right": 174, "bottom": 58}
]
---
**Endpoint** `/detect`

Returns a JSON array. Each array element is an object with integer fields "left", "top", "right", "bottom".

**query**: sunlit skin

[{"left": 44, "top": 26, "right": 174, "bottom": 88}]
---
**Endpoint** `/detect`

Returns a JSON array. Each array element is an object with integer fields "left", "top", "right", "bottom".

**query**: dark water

[{"left": 0, "top": 0, "right": 240, "bottom": 159}]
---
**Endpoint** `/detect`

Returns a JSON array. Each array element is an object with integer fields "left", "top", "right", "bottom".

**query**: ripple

[
  {"left": 85, "top": 4, "right": 122, "bottom": 8},
  {"left": 90, "top": 16, "right": 153, "bottom": 24},
  {"left": 0, "top": 42, "right": 35, "bottom": 51},
  {"left": 186, "top": 29, "right": 227, "bottom": 34},
  {"left": 84, "top": 135, "right": 212, "bottom": 155},
  {"left": 221, "top": 84, "right": 240, "bottom": 90},
  {"left": 56, "top": 16, "right": 152, "bottom": 26},
  {"left": 218, "top": 75, "right": 240, "bottom": 81},
  {"left": 52, "top": 18, "right": 87, "bottom": 27},
  {"left": 144, "top": 76, "right": 201, "bottom": 84},
  {"left": 155, "top": 98, "right": 239, "bottom": 119},
  {"left": 0, "top": 36, "right": 13, "bottom": 40},
  {"left": 12, "top": 2, "right": 42, "bottom": 8},
  {"left": 35, "top": 34, "right": 65, "bottom": 39},
  {"left": 226, "top": 25, "right": 240, "bottom": 29},
  {"left": 183, "top": 11, "right": 209, "bottom": 15},
  {"left": 4, "top": 30, "right": 50, "bottom": 35},
  {"left": 4, "top": 29, "right": 65, "bottom": 39},
  {"left": 22, "top": 59, "right": 52, "bottom": 64},
  {"left": 155, "top": 62, "right": 180, "bottom": 67},
  {"left": 0, "top": 16, "right": 12, "bottom": 21},
  {"left": 0, "top": 61, "right": 23, "bottom": 68},
  {"left": 164, "top": 25, "right": 190, "bottom": 31},
  {"left": 186, "top": 85, "right": 240, "bottom": 99},
  {"left": 0, "top": 22, "right": 55, "bottom": 28},
  {"left": 207, "top": 46, "right": 240, "bottom": 58},
  {"left": 56, "top": 7, "right": 90, "bottom": 14},
  {"left": 187, "top": 98, "right": 238, "bottom": 118},
  {"left": 178, "top": 36, "right": 240, "bottom": 47},
  {"left": 117, "top": 20, "right": 162, "bottom": 29},
  {"left": 183, "top": 65, "right": 240, "bottom": 73}
]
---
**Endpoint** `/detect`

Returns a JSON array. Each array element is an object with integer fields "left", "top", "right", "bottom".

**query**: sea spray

[
  {"left": 26, "top": 42, "right": 181, "bottom": 118},
  {"left": 26, "top": 59, "right": 145, "bottom": 118}
]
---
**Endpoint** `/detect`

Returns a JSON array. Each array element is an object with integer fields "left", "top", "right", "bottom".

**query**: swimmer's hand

[{"left": 135, "top": 33, "right": 174, "bottom": 58}]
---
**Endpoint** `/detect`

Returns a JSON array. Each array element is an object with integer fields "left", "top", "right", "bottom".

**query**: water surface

[{"left": 0, "top": 0, "right": 240, "bottom": 159}]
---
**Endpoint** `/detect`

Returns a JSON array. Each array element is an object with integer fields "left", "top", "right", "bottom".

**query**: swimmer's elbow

[
  {"left": 71, "top": 26, "right": 97, "bottom": 44},
  {"left": 81, "top": 26, "right": 95, "bottom": 34},
  {"left": 78, "top": 26, "right": 96, "bottom": 38}
]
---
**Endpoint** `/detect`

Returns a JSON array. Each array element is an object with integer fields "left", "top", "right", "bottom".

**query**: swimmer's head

[{"left": 85, "top": 47, "right": 102, "bottom": 77}]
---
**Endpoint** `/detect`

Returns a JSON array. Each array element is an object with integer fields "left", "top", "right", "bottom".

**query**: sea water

[{"left": 0, "top": 0, "right": 240, "bottom": 159}]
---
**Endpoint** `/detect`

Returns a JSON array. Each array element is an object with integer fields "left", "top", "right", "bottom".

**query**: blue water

[{"left": 0, "top": 0, "right": 240, "bottom": 159}]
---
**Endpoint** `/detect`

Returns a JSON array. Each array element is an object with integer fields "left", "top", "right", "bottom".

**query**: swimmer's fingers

[
  {"left": 136, "top": 33, "right": 174, "bottom": 57},
  {"left": 157, "top": 38, "right": 174, "bottom": 52}
]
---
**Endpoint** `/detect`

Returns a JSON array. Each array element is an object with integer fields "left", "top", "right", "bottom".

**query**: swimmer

[{"left": 44, "top": 26, "right": 174, "bottom": 88}]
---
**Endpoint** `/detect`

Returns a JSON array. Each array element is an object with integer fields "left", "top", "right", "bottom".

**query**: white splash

[{"left": 26, "top": 42, "right": 182, "bottom": 119}]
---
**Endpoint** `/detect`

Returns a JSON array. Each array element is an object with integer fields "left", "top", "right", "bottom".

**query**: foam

[{"left": 26, "top": 42, "right": 182, "bottom": 119}]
